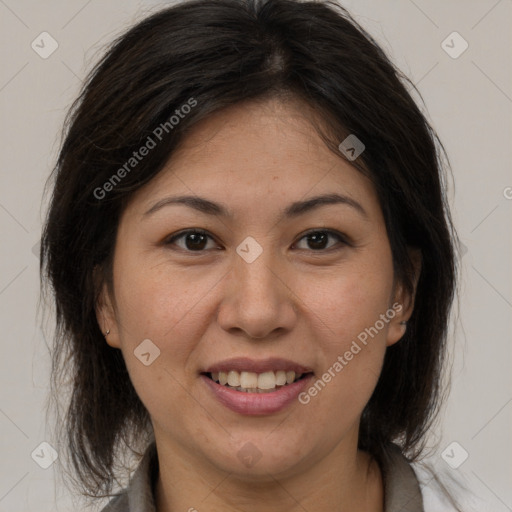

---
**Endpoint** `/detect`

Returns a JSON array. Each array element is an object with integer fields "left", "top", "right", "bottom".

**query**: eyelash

[{"left": 164, "top": 228, "right": 349, "bottom": 254}]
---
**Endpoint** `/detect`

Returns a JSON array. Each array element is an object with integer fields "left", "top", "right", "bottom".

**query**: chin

[{"left": 201, "top": 434, "right": 313, "bottom": 480}]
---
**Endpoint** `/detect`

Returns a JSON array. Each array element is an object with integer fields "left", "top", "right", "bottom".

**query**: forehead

[{"left": 126, "top": 98, "right": 380, "bottom": 221}]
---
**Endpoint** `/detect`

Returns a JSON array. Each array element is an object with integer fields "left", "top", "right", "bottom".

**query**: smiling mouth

[{"left": 203, "top": 370, "right": 313, "bottom": 393}]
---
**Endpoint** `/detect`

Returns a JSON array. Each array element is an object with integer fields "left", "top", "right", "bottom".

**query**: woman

[{"left": 40, "top": 0, "right": 461, "bottom": 510}]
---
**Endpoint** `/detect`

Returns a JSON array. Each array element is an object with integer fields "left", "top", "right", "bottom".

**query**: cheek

[
  {"left": 114, "top": 255, "right": 215, "bottom": 349},
  {"left": 296, "top": 254, "right": 394, "bottom": 415},
  {"left": 111, "top": 261, "right": 213, "bottom": 423},
  {"left": 298, "top": 283, "right": 389, "bottom": 439},
  {"left": 303, "top": 257, "right": 394, "bottom": 350}
]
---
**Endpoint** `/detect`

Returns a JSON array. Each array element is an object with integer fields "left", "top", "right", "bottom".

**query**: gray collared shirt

[{"left": 101, "top": 442, "right": 424, "bottom": 512}]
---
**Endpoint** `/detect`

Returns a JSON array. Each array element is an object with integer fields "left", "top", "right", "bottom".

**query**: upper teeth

[{"left": 211, "top": 370, "right": 301, "bottom": 391}]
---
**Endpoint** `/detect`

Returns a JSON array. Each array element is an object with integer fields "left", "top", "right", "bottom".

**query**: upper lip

[{"left": 202, "top": 357, "right": 314, "bottom": 374}]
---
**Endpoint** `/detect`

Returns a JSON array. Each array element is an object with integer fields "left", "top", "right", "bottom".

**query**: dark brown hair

[{"left": 41, "top": 0, "right": 458, "bottom": 500}]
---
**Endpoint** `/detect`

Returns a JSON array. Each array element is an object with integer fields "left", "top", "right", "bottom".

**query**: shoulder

[
  {"left": 99, "top": 442, "right": 158, "bottom": 512},
  {"left": 412, "top": 463, "right": 461, "bottom": 512},
  {"left": 412, "top": 458, "right": 488, "bottom": 512},
  {"left": 380, "top": 443, "right": 425, "bottom": 511},
  {"left": 380, "top": 443, "right": 490, "bottom": 512},
  {"left": 100, "top": 492, "right": 129, "bottom": 512}
]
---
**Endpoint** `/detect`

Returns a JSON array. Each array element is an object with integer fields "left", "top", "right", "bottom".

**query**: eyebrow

[{"left": 143, "top": 192, "right": 367, "bottom": 220}]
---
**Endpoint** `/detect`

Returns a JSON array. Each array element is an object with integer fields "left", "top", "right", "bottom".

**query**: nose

[{"left": 216, "top": 245, "right": 298, "bottom": 340}]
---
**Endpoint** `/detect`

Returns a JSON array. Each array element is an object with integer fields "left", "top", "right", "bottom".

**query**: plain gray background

[{"left": 0, "top": 0, "right": 511, "bottom": 510}]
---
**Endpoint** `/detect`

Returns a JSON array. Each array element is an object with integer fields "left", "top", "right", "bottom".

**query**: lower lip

[{"left": 201, "top": 374, "right": 314, "bottom": 415}]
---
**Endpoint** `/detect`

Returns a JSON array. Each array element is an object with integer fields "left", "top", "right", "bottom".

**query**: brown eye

[
  {"left": 294, "top": 230, "right": 347, "bottom": 251},
  {"left": 165, "top": 230, "right": 216, "bottom": 251}
]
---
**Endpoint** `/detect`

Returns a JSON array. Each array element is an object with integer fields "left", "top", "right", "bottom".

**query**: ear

[
  {"left": 93, "top": 265, "right": 121, "bottom": 349},
  {"left": 386, "top": 248, "right": 422, "bottom": 347}
]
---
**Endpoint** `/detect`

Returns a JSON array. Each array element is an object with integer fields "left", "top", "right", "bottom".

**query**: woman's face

[{"left": 98, "top": 98, "right": 411, "bottom": 479}]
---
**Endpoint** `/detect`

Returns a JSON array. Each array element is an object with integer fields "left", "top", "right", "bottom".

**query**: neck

[{"left": 154, "top": 436, "right": 383, "bottom": 512}]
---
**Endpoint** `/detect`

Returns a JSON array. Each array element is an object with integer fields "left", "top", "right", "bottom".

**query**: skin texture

[{"left": 97, "top": 97, "right": 417, "bottom": 512}]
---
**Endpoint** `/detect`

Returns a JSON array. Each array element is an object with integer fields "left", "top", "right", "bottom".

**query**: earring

[{"left": 104, "top": 329, "right": 110, "bottom": 337}]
